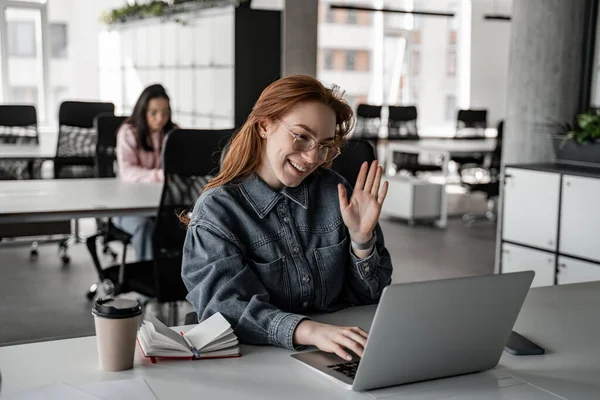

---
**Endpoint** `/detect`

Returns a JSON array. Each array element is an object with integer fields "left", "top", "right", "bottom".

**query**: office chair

[
  {"left": 354, "top": 104, "right": 382, "bottom": 148},
  {"left": 331, "top": 138, "right": 376, "bottom": 187},
  {"left": 52, "top": 101, "right": 114, "bottom": 263},
  {"left": 462, "top": 120, "right": 503, "bottom": 226},
  {"left": 85, "top": 114, "right": 131, "bottom": 298},
  {"left": 387, "top": 105, "right": 442, "bottom": 176},
  {"left": 452, "top": 109, "right": 488, "bottom": 178},
  {"left": 88, "top": 128, "right": 234, "bottom": 326},
  {"left": 0, "top": 105, "right": 39, "bottom": 180},
  {"left": 54, "top": 101, "right": 115, "bottom": 179}
]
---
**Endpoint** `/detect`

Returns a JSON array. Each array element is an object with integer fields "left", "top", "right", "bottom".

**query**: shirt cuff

[
  {"left": 349, "top": 245, "right": 380, "bottom": 280},
  {"left": 271, "top": 313, "right": 308, "bottom": 350}
]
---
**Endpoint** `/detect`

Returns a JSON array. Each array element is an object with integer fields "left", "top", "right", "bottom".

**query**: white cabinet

[
  {"left": 503, "top": 168, "right": 561, "bottom": 251},
  {"left": 557, "top": 256, "right": 600, "bottom": 285},
  {"left": 501, "top": 243, "right": 555, "bottom": 287},
  {"left": 559, "top": 175, "right": 600, "bottom": 262}
]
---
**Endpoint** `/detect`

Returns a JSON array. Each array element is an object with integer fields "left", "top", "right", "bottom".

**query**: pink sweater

[{"left": 116, "top": 123, "right": 165, "bottom": 183}]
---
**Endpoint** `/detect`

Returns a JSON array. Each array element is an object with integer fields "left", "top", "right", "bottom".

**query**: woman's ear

[{"left": 257, "top": 118, "right": 271, "bottom": 138}]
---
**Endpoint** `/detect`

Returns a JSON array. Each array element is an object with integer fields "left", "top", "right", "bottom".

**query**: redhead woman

[{"left": 182, "top": 75, "right": 392, "bottom": 361}]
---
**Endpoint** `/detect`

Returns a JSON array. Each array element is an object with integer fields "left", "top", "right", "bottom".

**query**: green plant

[
  {"left": 101, "top": 0, "right": 252, "bottom": 25},
  {"left": 563, "top": 109, "right": 600, "bottom": 146}
]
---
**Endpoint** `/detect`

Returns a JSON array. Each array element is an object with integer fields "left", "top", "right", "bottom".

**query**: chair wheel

[
  {"left": 30, "top": 249, "right": 38, "bottom": 260},
  {"left": 61, "top": 255, "right": 70, "bottom": 265}
]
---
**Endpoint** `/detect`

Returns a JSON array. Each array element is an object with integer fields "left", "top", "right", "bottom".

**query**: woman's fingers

[
  {"left": 337, "top": 183, "right": 349, "bottom": 210},
  {"left": 335, "top": 334, "right": 366, "bottom": 359},
  {"left": 378, "top": 180, "right": 389, "bottom": 205},
  {"left": 371, "top": 165, "right": 383, "bottom": 197},
  {"left": 332, "top": 344, "right": 353, "bottom": 361},
  {"left": 350, "top": 326, "right": 369, "bottom": 340},
  {"left": 354, "top": 161, "right": 369, "bottom": 190},
  {"left": 363, "top": 160, "right": 378, "bottom": 193}
]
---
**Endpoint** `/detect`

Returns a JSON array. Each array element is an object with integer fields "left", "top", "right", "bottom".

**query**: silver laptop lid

[{"left": 352, "top": 271, "right": 534, "bottom": 391}]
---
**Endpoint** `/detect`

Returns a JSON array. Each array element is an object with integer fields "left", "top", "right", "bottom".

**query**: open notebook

[{"left": 137, "top": 312, "right": 241, "bottom": 362}]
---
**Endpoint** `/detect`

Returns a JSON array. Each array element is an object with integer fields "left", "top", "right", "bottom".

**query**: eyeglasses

[{"left": 276, "top": 118, "right": 340, "bottom": 163}]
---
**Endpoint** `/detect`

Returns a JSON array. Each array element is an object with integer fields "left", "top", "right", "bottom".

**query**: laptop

[{"left": 291, "top": 271, "right": 534, "bottom": 392}]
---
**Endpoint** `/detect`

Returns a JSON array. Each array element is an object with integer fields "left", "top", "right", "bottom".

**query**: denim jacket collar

[{"left": 240, "top": 173, "right": 309, "bottom": 218}]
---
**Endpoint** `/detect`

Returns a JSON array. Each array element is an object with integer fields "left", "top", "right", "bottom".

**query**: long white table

[
  {"left": 0, "top": 129, "right": 57, "bottom": 161},
  {"left": 0, "top": 178, "right": 162, "bottom": 224},
  {"left": 0, "top": 282, "right": 597, "bottom": 399},
  {"left": 383, "top": 138, "right": 497, "bottom": 228}
]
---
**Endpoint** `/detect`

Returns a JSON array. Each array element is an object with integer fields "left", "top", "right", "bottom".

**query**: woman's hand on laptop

[{"left": 293, "top": 320, "right": 368, "bottom": 361}]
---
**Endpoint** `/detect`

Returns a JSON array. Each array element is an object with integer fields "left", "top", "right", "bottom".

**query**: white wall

[{"left": 469, "top": 0, "right": 512, "bottom": 127}]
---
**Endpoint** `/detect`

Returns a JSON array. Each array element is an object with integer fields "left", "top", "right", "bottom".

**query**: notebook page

[
  {"left": 185, "top": 312, "right": 232, "bottom": 350},
  {"left": 146, "top": 314, "right": 189, "bottom": 351}
]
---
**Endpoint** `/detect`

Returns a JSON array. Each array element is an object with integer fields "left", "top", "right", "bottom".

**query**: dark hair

[{"left": 124, "top": 84, "right": 175, "bottom": 152}]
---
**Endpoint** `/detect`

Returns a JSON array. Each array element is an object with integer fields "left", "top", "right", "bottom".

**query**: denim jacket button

[
  {"left": 302, "top": 275, "right": 310, "bottom": 283},
  {"left": 364, "top": 266, "right": 371, "bottom": 273},
  {"left": 293, "top": 246, "right": 300, "bottom": 253},
  {"left": 302, "top": 301, "right": 309, "bottom": 308},
  {"left": 283, "top": 217, "right": 290, "bottom": 223}
]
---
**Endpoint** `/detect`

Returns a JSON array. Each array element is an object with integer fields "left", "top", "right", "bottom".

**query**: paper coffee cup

[{"left": 92, "top": 297, "right": 142, "bottom": 372}]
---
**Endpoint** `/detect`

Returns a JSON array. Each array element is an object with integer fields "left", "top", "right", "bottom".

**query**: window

[
  {"left": 345, "top": 50, "right": 356, "bottom": 71},
  {"left": 326, "top": 7, "right": 335, "bottom": 23},
  {"left": 50, "top": 23, "right": 68, "bottom": 58},
  {"left": 323, "top": 49, "right": 333, "bottom": 70},
  {"left": 347, "top": 10, "right": 357, "bottom": 24},
  {"left": 447, "top": 49, "right": 456, "bottom": 77},
  {"left": 7, "top": 21, "right": 36, "bottom": 57},
  {"left": 449, "top": 30, "right": 457, "bottom": 45},
  {"left": 445, "top": 94, "right": 456, "bottom": 121}
]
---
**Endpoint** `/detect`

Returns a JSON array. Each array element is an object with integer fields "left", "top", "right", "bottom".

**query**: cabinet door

[
  {"left": 503, "top": 168, "right": 560, "bottom": 251},
  {"left": 557, "top": 256, "right": 600, "bottom": 285},
  {"left": 501, "top": 243, "right": 555, "bottom": 287},
  {"left": 560, "top": 175, "right": 600, "bottom": 262}
]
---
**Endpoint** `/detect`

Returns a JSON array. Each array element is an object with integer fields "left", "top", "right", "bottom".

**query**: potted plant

[{"left": 549, "top": 109, "right": 600, "bottom": 167}]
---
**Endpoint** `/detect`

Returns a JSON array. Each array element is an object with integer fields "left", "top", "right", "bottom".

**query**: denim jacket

[{"left": 182, "top": 168, "right": 393, "bottom": 350}]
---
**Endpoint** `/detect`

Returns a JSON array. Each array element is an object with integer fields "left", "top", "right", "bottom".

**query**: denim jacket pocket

[
  {"left": 247, "top": 256, "right": 291, "bottom": 311},
  {"left": 313, "top": 237, "right": 348, "bottom": 307}
]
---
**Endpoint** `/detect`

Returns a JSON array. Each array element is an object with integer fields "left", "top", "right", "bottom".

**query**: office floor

[{"left": 0, "top": 190, "right": 495, "bottom": 347}]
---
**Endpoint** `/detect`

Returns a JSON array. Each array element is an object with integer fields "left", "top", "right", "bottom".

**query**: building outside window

[
  {"left": 50, "top": 23, "right": 68, "bottom": 58},
  {"left": 345, "top": 50, "right": 356, "bottom": 71},
  {"left": 347, "top": 9, "right": 357, "bottom": 24},
  {"left": 323, "top": 49, "right": 333, "bottom": 70}
]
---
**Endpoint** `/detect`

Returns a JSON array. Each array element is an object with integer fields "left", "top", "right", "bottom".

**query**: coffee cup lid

[{"left": 92, "top": 297, "right": 142, "bottom": 319}]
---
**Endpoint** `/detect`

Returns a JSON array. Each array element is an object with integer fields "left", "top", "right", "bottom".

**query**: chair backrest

[
  {"left": 355, "top": 104, "right": 382, "bottom": 139},
  {"left": 387, "top": 105, "right": 419, "bottom": 139},
  {"left": 55, "top": 101, "right": 114, "bottom": 178},
  {"left": 491, "top": 120, "right": 503, "bottom": 171},
  {"left": 94, "top": 113, "right": 127, "bottom": 178},
  {"left": 331, "top": 138, "right": 377, "bottom": 187},
  {"left": 456, "top": 109, "right": 487, "bottom": 135},
  {"left": 0, "top": 105, "right": 38, "bottom": 144},
  {"left": 152, "top": 128, "right": 234, "bottom": 302}
]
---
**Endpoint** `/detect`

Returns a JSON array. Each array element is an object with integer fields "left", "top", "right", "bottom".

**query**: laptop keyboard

[{"left": 327, "top": 360, "right": 360, "bottom": 379}]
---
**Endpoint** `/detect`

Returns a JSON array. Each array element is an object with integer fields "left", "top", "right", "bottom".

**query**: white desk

[
  {"left": 0, "top": 178, "right": 162, "bottom": 224},
  {"left": 383, "top": 139, "right": 497, "bottom": 228},
  {"left": 0, "top": 131, "right": 57, "bottom": 161},
  {"left": 0, "top": 282, "right": 598, "bottom": 399}
]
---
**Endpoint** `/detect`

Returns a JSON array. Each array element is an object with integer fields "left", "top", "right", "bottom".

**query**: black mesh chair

[
  {"left": 453, "top": 109, "right": 488, "bottom": 176},
  {"left": 462, "top": 120, "right": 503, "bottom": 226},
  {"left": 54, "top": 101, "right": 115, "bottom": 179},
  {"left": 331, "top": 138, "right": 376, "bottom": 187},
  {"left": 387, "top": 105, "right": 442, "bottom": 176},
  {"left": 354, "top": 104, "right": 382, "bottom": 148},
  {"left": 0, "top": 105, "right": 39, "bottom": 180},
  {"left": 89, "top": 128, "right": 234, "bottom": 326},
  {"left": 85, "top": 114, "right": 131, "bottom": 298}
]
